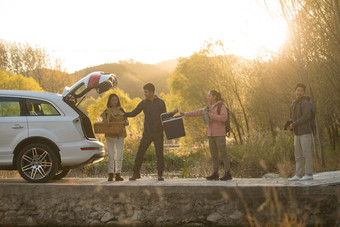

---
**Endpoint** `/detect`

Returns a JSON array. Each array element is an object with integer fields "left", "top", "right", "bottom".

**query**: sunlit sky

[{"left": 0, "top": 0, "right": 287, "bottom": 73}]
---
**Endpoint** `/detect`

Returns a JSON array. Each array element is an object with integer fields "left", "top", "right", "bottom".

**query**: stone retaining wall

[{"left": 0, "top": 183, "right": 339, "bottom": 226}]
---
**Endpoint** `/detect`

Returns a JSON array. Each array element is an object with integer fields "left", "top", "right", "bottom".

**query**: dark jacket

[
  {"left": 291, "top": 96, "right": 312, "bottom": 135},
  {"left": 124, "top": 96, "right": 173, "bottom": 133}
]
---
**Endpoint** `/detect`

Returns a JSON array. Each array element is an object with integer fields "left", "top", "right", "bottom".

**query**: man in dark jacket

[
  {"left": 288, "top": 83, "right": 314, "bottom": 181},
  {"left": 120, "top": 83, "right": 177, "bottom": 181}
]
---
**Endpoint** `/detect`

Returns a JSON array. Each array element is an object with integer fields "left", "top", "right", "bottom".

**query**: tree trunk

[
  {"left": 315, "top": 120, "right": 324, "bottom": 166},
  {"left": 230, "top": 111, "right": 243, "bottom": 145},
  {"left": 232, "top": 80, "right": 250, "bottom": 137},
  {"left": 335, "top": 124, "right": 339, "bottom": 142},
  {"left": 327, "top": 126, "right": 336, "bottom": 150},
  {"left": 333, "top": 0, "right": 340, "bottom": 40},
  {"left": 231, "top": 129, "right": 238, "bottom": 145},
  {"left": 307, "top": 83, "right": 321, "bottom": 161},
  {"left": 327, "top": 126, "right": 332, "bottom": 143},
  {"left": 331, "top": 126, "right": 337, "bottom": 150}
]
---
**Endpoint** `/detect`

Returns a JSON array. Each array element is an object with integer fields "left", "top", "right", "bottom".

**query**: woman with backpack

[
  {"left": 100, "top": 94, "right": 129, "bottom": 181},
  {"left": 180, "top": 90, "right": 232, "bottom": 181}
]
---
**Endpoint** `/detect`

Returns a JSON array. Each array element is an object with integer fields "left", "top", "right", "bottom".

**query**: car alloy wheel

[{"left": 17, "top": 143, "right": 58, "bottom": 183}]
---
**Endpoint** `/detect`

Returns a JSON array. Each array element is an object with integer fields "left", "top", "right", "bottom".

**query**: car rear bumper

[
  {"left": 83, "top": 152, "right": 105, "bottom": 165},
  {"left": 67, "top": 152, "right": 105, "bottom": 169},
  {"left": 58, "top": 140, "right": 105, "bottom": 167}
]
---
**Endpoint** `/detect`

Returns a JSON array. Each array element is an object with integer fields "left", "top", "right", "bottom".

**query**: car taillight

[{"left": 80, "top": 147, "right": 100, "bottom": 151}]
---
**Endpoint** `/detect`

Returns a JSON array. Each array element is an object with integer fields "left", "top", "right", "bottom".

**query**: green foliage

[
  {"left": 168, "top": 54, "right": 220, "bottom": 146},
  {"left": 169, "top": 54, "right": 213, "bottom": 108},
  {"left": 229, "top": 130, "right": 295, "bottom": 177},
  {"left": 0, "top": 39, "right": 75, "bottom": 93},
  {"left": 168, "top": 50, "right": 253, "bottom": 145},
  {"left": 245, "top": 59, "right": 294, "bottom": 135},
  {"left": 36, "top": 67, "right": 77, "bottom": 93},
  {"left": 0, "top": 40, "right": 49, "bottom": 75},
  {"left": 0, "top": 68, "right": 43, "bottom": 91},
  {"left": 163, "top": 152, "right": 186, "bottom": 171}
]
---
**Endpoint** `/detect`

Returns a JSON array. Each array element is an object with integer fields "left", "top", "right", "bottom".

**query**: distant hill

[
  {"left": 74, "top": 61, "right": 176, "bottom": 99},
  {"left": 155, "top": 59, "right": 178, "bottom": 73}
]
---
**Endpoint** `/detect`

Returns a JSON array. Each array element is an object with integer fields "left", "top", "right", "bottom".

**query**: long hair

[
  {"left": 209, "top": 90, "right": 223, "bottom": 101},
  {"left": 106, "top": 94, "right": 121, "bottom": 108}
]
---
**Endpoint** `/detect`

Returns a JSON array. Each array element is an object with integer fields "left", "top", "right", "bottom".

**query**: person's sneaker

[
  {"left": 220, "top": 171, "right": 232, "bottom": 181},
  {"left": 288, "top": 175, "right": 301, "bottom": 181},
  {"left": 206, "top": 172, "right": 219, "bottom": 180},
  {"left": 300, "top": 175, "right": 314, "bottom": 181}
]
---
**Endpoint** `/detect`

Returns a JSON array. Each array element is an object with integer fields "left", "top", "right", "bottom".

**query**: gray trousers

[
  {"left": 294, "top": 134, "right": 313, "bottom": 177},
  {"left": 208, "top": 136, "right": 231, "bottom": 172}
]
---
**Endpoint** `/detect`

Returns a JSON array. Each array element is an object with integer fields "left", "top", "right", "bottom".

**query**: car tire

[
  {"left": 53, "top": 169, "right": 71, "bottom": 180},
  {"left": 17, "top": 143, "right": 59, "bottom": 183}
]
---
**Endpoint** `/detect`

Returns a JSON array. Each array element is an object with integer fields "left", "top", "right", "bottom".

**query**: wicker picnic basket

[{"left": 93, "top": 122, "right": 125, "bottom": 134}]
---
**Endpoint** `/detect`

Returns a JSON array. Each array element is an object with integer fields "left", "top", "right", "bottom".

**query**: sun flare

[{"left": 227, "top": 19, "right": 288, "bottom": 59}]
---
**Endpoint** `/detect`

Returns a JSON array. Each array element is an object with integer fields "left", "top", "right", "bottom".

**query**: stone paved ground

[
  {"left": 0, "top": 171, "right": 339, "bottom": 226},
  {"left": 0, "top": 170, "right": 339, "bottom": 187}
]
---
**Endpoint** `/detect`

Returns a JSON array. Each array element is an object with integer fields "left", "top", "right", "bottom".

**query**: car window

[
  {"left": 26, "top": 99, "right": 60, "bottom": 116},
  {"left": 0, "top": 97, "right": 21, "bottom": 117},
  {"left": 75, "top": 83, "right": 86, "bottom": 96}
]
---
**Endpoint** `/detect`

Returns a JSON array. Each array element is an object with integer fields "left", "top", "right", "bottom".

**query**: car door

[
  {"left": 0, "top": 97, "right": 28, "bottom": 165},
  {"left": 25, "top": 98, "right": 67, "bottom": 139}
]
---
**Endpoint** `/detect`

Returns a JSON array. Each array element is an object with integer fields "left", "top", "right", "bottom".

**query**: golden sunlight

[
  {"left": 0, "top": 0, "right": 288, "bottom": 72},
  {"left": 227, "top": 17, "right": 288, "bottom": 58}
]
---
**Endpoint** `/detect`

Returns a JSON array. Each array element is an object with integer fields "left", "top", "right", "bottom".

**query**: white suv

[{"left": 0, "top": 71, "right": 117, "bottom": 183}]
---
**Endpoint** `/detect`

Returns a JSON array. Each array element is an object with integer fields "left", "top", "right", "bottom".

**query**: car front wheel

[{"left": 17, "top": 143, "right": 58, "bottom": 183}]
